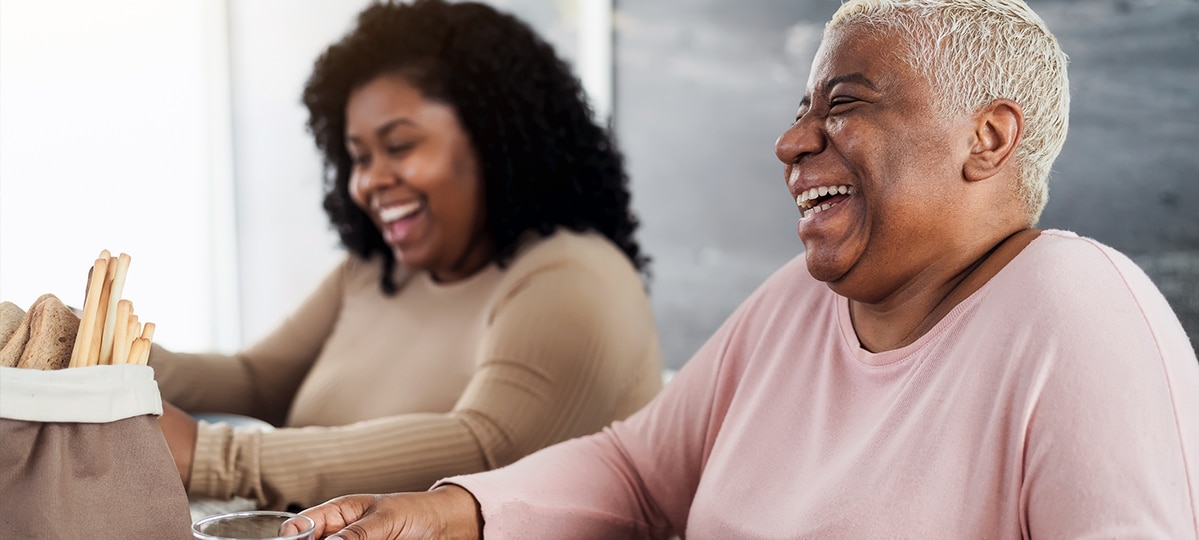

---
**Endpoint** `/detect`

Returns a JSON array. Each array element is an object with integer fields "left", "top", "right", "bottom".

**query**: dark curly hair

[{"left": 302, "top": 0, "right": 648, "bottom": 294}]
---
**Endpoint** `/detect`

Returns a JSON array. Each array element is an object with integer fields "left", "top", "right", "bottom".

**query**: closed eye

[
  {"left": 387, "top": 144, "right": 414, "bottom": 156},
  {"left": 829, "top": 96, "right": 859, "bottom": 109}
]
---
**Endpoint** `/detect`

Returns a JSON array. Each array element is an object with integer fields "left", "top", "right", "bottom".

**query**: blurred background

[{"left": 2, "top": 0, "right": 1196, "bottom": 369}]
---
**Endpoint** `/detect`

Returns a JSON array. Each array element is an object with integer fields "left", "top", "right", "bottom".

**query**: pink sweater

[{"left": 442, "top": 230, "right": 1199, "bottom": 538}]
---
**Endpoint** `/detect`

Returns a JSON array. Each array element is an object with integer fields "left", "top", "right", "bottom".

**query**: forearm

[
  {"left": 150, "top": 342, "right": 317, "bottom": 425},
  {"left": 438, "top": 429, "right": 669, "bottom": 540},
  {"left": 150, "top": 346, "right": 260, "bottom": 415},
  {"left": 189, "top": 412, "right": 491, "bottom": 509}
]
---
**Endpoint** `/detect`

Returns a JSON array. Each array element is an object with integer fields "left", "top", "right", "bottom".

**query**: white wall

[
  {"left": 0, "top": 0, "right": 235, "bottom": 352},
  {"left": 224, "top": 0, "right": 370, "bottom": 346}
]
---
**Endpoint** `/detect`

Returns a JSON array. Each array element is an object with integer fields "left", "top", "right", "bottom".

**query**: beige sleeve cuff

[{"left": 189, "top": 420, "right": 268, "bottom": 507}]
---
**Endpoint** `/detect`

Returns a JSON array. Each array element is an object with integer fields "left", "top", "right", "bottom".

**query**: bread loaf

[
  {"left": 0, "top": 301, "right": 25, "bottom": 356},
  {"left": 17, "top": 295, "right": 80, "bottom": 370},
  {"left": 0, "top": 295, "right": 57, "bottom": 368}
]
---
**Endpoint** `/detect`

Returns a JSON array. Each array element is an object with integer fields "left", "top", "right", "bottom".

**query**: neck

[
  {"left": 429, "top": 229, "right": 496, "bottom": 284},
  {"left": 850, "top": 227, "right": 1041, "bottom": 352}
]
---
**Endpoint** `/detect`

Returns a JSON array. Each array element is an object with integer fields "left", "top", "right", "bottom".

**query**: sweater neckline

[
  {"left": 412, "top": 262, "right": 502, "bottom": 294},
  {"left": 833, "top": 231, "right": 1062, "bottom": 367}
]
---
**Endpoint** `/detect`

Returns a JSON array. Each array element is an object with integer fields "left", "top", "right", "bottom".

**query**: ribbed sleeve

[{"left": 191, "top": 414, "right": 487, "bottom": 508}]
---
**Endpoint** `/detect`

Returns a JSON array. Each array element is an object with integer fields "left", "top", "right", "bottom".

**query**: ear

[{"left": 963, "top": 99, "right": 1023, "bottom": 182}]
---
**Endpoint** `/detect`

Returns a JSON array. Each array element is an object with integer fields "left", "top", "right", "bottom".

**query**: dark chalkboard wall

[{"left": 613, "top": 0, "right": 1199, "bottom": 369}]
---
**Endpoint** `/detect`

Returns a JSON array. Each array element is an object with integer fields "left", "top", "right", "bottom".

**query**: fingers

[
  {"left": 328, "top": 509, "right": 409, "bottom": 540},
  {"left": 287, "top": 494, "right": 380, "bottom": 538},
  {"left": 289, "top": 492, "right": 463, "bottom": 540}
]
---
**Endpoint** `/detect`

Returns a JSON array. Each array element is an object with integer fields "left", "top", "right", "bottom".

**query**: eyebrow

[
  {"left": 825, "top": 72, "right": 878, "bottom": 93},
  {"left": 798, "top": 72, "right": 879, "bottom": 111},
  {"left": 346, "top": 117, "right": 416, "bottom": 144}
]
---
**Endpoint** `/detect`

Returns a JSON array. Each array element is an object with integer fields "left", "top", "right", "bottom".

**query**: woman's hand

[
  {"left": 286, "top": 485, "right": 483, "bottom": 540},
  {"left": 157, "top": 399, "right": 197, "bottom": 487}
]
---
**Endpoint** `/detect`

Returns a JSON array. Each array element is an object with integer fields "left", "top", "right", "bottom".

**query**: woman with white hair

[{"left": 286, "top": 1, "right": 1199, "bottom": 537}]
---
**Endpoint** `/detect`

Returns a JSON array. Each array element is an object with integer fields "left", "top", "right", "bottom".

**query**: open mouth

[
  {"left": 373, "top": 199, "right": 427, "bottom": 245},
  {"left": 376, "top": 200, "right": 424, "bottom": 223},
  {"left": 796, "top": 184, "right": 853, "bottom": 219}
]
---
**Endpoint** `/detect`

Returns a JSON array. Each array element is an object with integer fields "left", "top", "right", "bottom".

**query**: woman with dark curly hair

[{"left": 149, "top": 0, "right": 662, "bottom": 512}]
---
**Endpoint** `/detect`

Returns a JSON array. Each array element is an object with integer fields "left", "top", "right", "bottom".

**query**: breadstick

[
  {"left": 67, "top": 266, "right": 92, "bottom": 368},
  {"left": 99, "top": 253, "right": 131, "bottom": 365},
  {"left": 128, "top": 338, "right": 149, "bottom": 368},
  {"left": 112, "top": 300, "right": 133, "bottom": 364},
  {"left": 138, "top": 338, "right": 152, "bottom": 365},
  {"left": 88, "top": 256, "right": 117, "bottom": 366},
  {"left": 69, "top": 255, "right": 109, "bottom": 368},
  {"left": 138, "top": 322, "right": 156, "bottom": 365},
  {"left": 126, "top": 316, "right": 141, "bottom": 364}
]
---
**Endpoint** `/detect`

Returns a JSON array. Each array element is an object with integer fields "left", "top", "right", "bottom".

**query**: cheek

[
  {"left": 446, "top": 179, "right": 483, "bottom": 228},
  {"left": 826, "top": 116, "right": 849, "bottom": 135},
  {"left": 347, "top": 172, "right": 369, "bottom": 209},
  {"left": 450, "top": 150, "right": 485, "bottom": 219}
]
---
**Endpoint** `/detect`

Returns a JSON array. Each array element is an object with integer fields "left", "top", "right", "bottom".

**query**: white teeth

[
  {"left": 794, "top": 184, "right": 855, "bottom": 213},
  {"left": 377, "top": 201, "right": 423, "bottom": 222},
  {"left": 820, "top": 203, "right": 831, "bottom": 211}
]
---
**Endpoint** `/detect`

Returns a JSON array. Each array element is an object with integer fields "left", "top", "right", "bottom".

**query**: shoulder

[
  {"left": 505, "top": 228, "right": 637, "bottom": 275},
  {"left": 1002, "top": 230, "right": 1176, "bottom": 323},
  {"left": 335, "top": 254, "right": 400, "bottom": 297},
  {"left": 735, "top": 252, "right": 837, "bottom": 325},
  {"left": 985, "top": 229, "right": 1195, "bottom": 371},
  {"left": 1016, "top": 229, "right": 1145, "bottom": 279},
  {"left": 699, "top": 252, "right": 839, "bottom": 357},
  {"left": 337, "top": 253, "right": 375, "bottom": 280},
  {"left": 483, "top": 230, "right": 658, "bottom": 341},
  {"left": 494, "top": 229, "right": 643, "bottom": 295},
  {"left": 488, "top": 228, "right": 647, "bottom": 304}
]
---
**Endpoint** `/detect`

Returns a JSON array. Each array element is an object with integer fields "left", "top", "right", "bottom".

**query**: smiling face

[
  {"left": 345, "top": 74, "right": 493, "bottom": 282},
  {"left": 774, "top": 25, "right": 979, "bottom": 303}
]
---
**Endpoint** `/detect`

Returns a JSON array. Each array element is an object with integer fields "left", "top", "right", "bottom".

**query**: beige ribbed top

[{"left": 149, "top": 230, "right": 662, "bottom": 509}]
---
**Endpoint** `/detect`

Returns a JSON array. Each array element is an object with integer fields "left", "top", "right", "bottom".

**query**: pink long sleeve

[
  {"left": 444, "top": 304, "right": 745, "bottom": 538},
  {"left": 443, "top": 230, "right": 1199, "bottom": 538}
]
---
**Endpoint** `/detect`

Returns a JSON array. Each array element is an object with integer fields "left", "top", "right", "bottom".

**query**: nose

[
  {"left": 351, "top": 155, "right": 397, "bottom": 202},
  {"left": 774, "top": 114, "right": 825, "bottom": 165}
]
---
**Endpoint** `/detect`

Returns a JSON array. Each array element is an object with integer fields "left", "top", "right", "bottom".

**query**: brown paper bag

[{"left": 0, "top": 364, "right": 192, "bottom": 539}]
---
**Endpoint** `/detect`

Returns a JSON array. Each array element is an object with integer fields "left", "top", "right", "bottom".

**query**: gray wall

[{"left": 616, "top": 0, "right": 1199, "bottom": 369}]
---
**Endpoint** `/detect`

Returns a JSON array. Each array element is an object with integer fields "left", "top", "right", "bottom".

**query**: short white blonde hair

[{"left": 828, "top": 0, "right": 1070, "bottom": 222}]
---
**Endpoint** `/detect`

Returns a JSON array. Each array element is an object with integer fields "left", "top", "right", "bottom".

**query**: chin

[
  {"left": 800, "top": 258, "right": 848, "bottom": 286},
  {"left": 804, "top": 251, "right": 849, "bottom": 284}
]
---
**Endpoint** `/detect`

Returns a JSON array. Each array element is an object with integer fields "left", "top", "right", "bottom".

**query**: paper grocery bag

[{"left": 0, "top": 364, "right": 192, "bottom": 539}]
